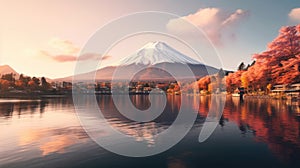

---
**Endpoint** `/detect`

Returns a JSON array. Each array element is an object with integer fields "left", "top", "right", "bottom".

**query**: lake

[{"left": 0, "top": 95, "right": 300, "bottom": 168}]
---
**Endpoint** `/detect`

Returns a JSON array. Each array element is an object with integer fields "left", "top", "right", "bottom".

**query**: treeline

[{"left": 0, "top": 73, "right": 51, "bottom": 92}]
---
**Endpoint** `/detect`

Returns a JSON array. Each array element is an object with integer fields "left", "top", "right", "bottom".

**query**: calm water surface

[{"left": 0, "top": 95, "right": 300, "bottom": 168}]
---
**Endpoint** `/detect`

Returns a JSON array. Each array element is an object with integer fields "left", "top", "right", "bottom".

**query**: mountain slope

[
  {"left": 61, "top": 63, "right": 218, "bottom": 81},
  {"left": 0, "top": 65, "right": 19, "bottom": 76}
]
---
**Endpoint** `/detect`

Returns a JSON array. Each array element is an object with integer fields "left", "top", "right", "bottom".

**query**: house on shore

[
  {"left": 285, "top": 83, "right": 300, "bottom": 99},
  {"left": 271, "top": 83, "right": 300, "bottom": 100}
]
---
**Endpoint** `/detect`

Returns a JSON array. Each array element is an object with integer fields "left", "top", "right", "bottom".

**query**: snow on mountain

[{"left": 119, "top": 41, "right": 201, "bottom": 65}]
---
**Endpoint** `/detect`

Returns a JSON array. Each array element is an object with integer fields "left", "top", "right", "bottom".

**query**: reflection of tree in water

[
  {"left": 40, "top": 100, "right": 47, "bottom": 114},
  {"left": 0, "top": 103, "right": 14, "bottom": 117},
  {"left": 29, "top": 101, "right": 39, "bottom": 114},
  {"left": 0, "top": 100, "right": 49, "bottom": 118},
  {"left": 130, "top": 95, "right": 151, "bottom": 110},
  {"left": 219, "top": 116, "right": 228, "bottom": 127},
  {"left": 199, "top": 97, "right": 300, "bottom": 164}
]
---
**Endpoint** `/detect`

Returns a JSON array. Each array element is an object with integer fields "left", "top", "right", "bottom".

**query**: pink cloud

[
  {"left": 166, "top": 8, "right": 249, "bottom": 46},
  {"left": 289, "top": 8, "right": 300, "bottom": 22},
  {"left": 40, "top": 50, "right": 111, "bottom": 62},
  {"left": 48, "top": 38, "right": 80, "bottom": 55},
  {"left": 77, "top": 53, "right": 111, "bottom": 62},
  {"left": 38, "top": 38, "right": 112, "bottom": 62}
]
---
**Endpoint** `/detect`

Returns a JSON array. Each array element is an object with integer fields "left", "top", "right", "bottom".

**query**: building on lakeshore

[
  {"left": 285, "top": 83, "right": 300, "bottom": 99},
  {"left": 271, "top": 84, "right": 300, "bottom": 99}
]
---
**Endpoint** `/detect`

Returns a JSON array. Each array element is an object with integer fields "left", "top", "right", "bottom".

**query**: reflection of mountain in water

[{"left": 97, "top": 95, "right": 199, "bottom": 146}]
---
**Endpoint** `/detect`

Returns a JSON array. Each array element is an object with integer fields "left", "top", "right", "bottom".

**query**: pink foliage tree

[
  {"left": 194, "top": 25, "right": 300, "bottom": 93},
  {"left": 226, "top": 24, "right": 300, "bottom": 92},
  {"left": 253, "top": 25, "right": 300, "bottom": 85}
]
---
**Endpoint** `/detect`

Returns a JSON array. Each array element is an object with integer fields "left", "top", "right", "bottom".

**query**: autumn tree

[
  {"left": 15, "top": 80, "right": 25, "bottom": 90},
  {"left": 18, "top": 74, "right": 31, "bottom": 87},
  {"left": 241, "top": 73, "right": 249, "bottom": 89},
  {"left": 226, "top": 71, "right": 242, "bottom": 93},
  {"left": 197, "top": 75, "right": 211, "bottom": 91},
  {"left": 28, "top": 77, "right": 40, "bottom": 90},
  {"left": 0, "top": 79, "right": 10, "bottom": 91},
  {"left": 226, "top": 24, "right": 300, "bottom": 93},
  {"left": 1, "top": 73, "right": 15, "bottom": 82},
  {"left": 253, "top": 25, "right": 300, "bottom": 85}
]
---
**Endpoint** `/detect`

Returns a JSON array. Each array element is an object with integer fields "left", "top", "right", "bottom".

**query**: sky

[{"left": 0, "top": 0, "right": 300, "bottom": 78}]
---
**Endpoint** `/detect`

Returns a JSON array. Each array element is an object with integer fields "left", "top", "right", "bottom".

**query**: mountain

[
  {"left": 59, "top": 42, "right": 219, "bottom": 81},
  {"left": 119, "top": 41, "right": 201, "bottom": 65},
  {"left": 0, "top": 65, "right": 19, "bottom": 77}
]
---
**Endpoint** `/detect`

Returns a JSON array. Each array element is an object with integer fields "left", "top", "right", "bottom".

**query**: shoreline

[
  {"left": 0, "top": 92, "right": 299, "bottom": 101},
  {"left": 0, "top": 93, "right": 70, "bottom": 99}
]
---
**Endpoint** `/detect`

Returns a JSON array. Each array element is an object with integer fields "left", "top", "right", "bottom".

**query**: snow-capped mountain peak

[{"left": 119, "top": 41, "right": 201, "bottom": 65}]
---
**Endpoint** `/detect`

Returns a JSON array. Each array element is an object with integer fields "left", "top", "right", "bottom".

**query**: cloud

[
  {"left": 166, "top": 8, "right": 249, "bottom": 46},
  {"left": 48, "top": 38, "right": 80, "bottom": 55},
  {"left": 222, "top": 9, "right": 247, "bottom": 26},
  {"left": 40, "top": 50, "right": 111, "bottom": 62},
  {"left": 289, "top": 8, "right": 300, "bottom": 22},
  {"left": 37, "top": 38, "right": 111, "bottom": 62}
]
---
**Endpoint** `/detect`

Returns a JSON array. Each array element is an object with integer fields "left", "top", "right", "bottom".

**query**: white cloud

[
  {"left": 166, "top": 8, "right": 249, "bottom": 46},
  {"left": 289, "top": 8, "right": 300, "bottom": 22}
]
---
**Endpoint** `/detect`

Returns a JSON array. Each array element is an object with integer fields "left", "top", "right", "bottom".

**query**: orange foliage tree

[
  {"left": 0, "top": 79, "right": 10, "bottom": 91},
  {"left": 226, "top": 24, "right": 300, "bottom": 93},
  {"left": 197, "top": 75, "right": 211, "bottom": 91},
  {"left": 252, "top": 25, "right": 300, "bottom": 85}
]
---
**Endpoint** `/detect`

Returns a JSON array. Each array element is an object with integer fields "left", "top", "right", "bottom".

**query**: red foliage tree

[
  {"left": 0, "top": 79, "right": 10, "bottom": 91},
  {"left": 226, "top": 70, "right": 242, "bottom": 93},
  {"left": 189, "top": 25, "right": 300, "bottom": 93},
  {"left": 253, "top": 25, "right": 300, "bottom": 85},
  {"left": 225, "top": 24, "right": 300, "bottom": 93}
]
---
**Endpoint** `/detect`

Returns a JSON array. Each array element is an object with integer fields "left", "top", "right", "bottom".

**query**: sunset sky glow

[{"left": 0, "top": 0, "right": 300, "bottom": 78}]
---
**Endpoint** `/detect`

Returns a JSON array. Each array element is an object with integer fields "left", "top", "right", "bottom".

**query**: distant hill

[
  {"left": 0, "top": 65, "right": 52, "bottom": 81},
  {"left": 0, "top": 65, "right": 19, "bottom": 78}
]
